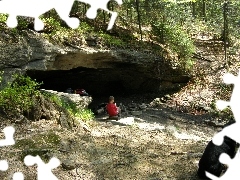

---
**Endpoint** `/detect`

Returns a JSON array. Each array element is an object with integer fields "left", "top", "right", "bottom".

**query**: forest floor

[
  {"left": 0, "top": 25, "right": 239, "bottom": 179},
  {"left": 0, "top": 95, "right": 222, "bottom": 180}
]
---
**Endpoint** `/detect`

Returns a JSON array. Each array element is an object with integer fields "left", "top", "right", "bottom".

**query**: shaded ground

[{"left": 0, "top": 98, "right": 222, "bottom": 180}]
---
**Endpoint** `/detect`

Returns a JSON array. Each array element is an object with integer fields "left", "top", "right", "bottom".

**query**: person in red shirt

[{"left": 106, "top": 96, "right": 120, "bottom": 120}]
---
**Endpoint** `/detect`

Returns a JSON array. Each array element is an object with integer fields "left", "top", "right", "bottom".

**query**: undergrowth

[
  {"left": 0, "top": 72, "right": 94, "bottom": 122},
  {"left": 44, "top": 92, "right": 94, "bottom": 122},
  {"left": 0, "top": 73, "right": 42, "bottom": 117}
]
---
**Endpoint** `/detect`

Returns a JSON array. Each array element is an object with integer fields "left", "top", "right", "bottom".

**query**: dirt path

[{"left": 0, "top": 102, "right": 222, "bottom": 180}]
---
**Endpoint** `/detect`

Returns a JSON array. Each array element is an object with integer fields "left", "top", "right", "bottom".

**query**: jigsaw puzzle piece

[
  {"left": 24, "top": 155, "right": 60, "bottom": 180},
  {"left": 0, "top": 126, "right": 15, "bottom": 147},
  {"left": 12, "top": 172, "right": 24, "bottom": 180},
  {"left": 0, "top": 0, "right": 79, "bottom": 30},
  {"left": 0, "top": 0, "right": 52, "bottom": 29},
  {"left": 77, "top": 0, "right": 122, "bottom": 30},
  {"left": 54, "top": 0, "right": 80, "bottom": 29},
  {"left": 221, "top": 71, "right": 240, "bottom": 122},
  {"left": 216, "top": 100, "right": 230, "bottom": 111},
  {"left": 0, "top": 160, "right": 8, "bottom": 171},
  {"left": 206, "top": 150, "right": 240, "bottom": 180},
  {"left": 212, "top": 122, "right": 240, "bottom": 146},
  {"left": 222, "top": 72, "right": 237, "bottom": 84}
]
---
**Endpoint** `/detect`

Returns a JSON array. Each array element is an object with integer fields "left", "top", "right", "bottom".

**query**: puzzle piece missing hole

[
  {"left": 0, "top": 160, "right": 8, "bottom": 171},
  {"left": 79, "top": 0, "right": 122, "bottom": 30},
  {"left": 212, "top": 71, "right": 240, "bottom": 146},
  {"left": 0, "top": 126, "right": 15, "bottom": 147},
  {"left": 0, "top": 0, "right": 122, "bottom": 30},
  {"left": 206, "top": 70, "right": 240, "bottom": 179},
  {"left": 24, "top": 155, "right": 60, "bottom": 180},
  {"left": 0, "top": 126, "right": 60, "bottom": 179},
  {"left": 206, "top": 150, "right": 240, "bottom": 179},
  {"left": 216, "top": 71, "right": 240, "bottom": 122},
  {"left": 12, "top": 172, "right": 24, "bottom": 180}
]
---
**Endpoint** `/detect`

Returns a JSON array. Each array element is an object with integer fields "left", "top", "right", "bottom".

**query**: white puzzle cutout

[
  {"left": 0, "top": 126, "right": 15, "bottom": 147},
  {"left": 0, "top": 0, "right": 122, "bottom": 31},
  {"left": 0, "top": 160, "right": 8, "bottom": 171},
  {"left": 0, "top": 126, "right": 24, "bottom": 180},
  {"left": 206, "top": 150, "right": 240, "bottom": 180},
  {"left": 206, "top": 70, "right": 240, "bottom": 179},
  {"left": 0, "top": 126, "right": 15, "bottom": 171},
  {"left": 24, "top": 155, "right": 61, "bottom": 180},
  {"left": 0, "top": 126, "right": 60, "bottom": 179},
  {"left": 79, "top": 0, "right": 122, "bottom": 30}
]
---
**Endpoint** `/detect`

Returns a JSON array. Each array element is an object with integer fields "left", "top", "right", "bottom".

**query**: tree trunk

[
  {"left": 84, "top": 4, "right": 87, "bottom": 18},
  {"left": 103, "top": 10, "right": 106, "bottom": 24},
  {"left": 135, "top": 0, "right": 142, "bottom": 41},
  {"left": 192, "top": 2, "right": 196, "bottom": 18},
  {"left": 223, "top": 1, "right": 229, "bottom": 71},
  {"left": 202, "top": 0, "right": 206, "bottom": 21}
]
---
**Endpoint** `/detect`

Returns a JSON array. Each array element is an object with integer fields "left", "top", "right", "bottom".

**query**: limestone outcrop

[
  {"left": 0, "top": 27, "right": 191, "bottom": 93},
  {"left": 41, "top": 89, "right": 92, "bottom": 109},
  {"left": 26, "top": 89, "right": 92, "bottom": 129}
]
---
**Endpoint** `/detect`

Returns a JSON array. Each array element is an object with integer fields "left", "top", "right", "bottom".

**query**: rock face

[
  {"left": 28, "top": 94, "right": 61, "bottom": 121},
  {"left": 40, "top": 89, "right": 92, "bottom": 128},
  {"left": 41, "top": 89, "right": 92, "bottom": 109},
  {"left": 26, "top": 89, "right": 92, "bottom": 128},
  {"left": 0, "top": 28, "right": 191, "bottom": 94},
  {"left": 25, "top": 89, "right": 92, "bottom": 129}
]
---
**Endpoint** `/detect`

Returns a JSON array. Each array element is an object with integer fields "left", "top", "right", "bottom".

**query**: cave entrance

[{"left": 26, "top": 66, "right": 160, "bottom": 98}]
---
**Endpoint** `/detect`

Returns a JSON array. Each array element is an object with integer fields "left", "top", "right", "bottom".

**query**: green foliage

[
  {"left": 41, "top": 17, "right": 62, "bottom": 32},
  {"left": 152, "top": 23, "right": 195, "bottom": 70},
  {"left": 0, "top": 74, "right": 42, "bottom": 116},
  {"left": 99, "top": 32, "right": 125, "bottom": 47},
  {"left": 46, "top": 93, "right": 94, "bottom": 122},
  {"left": 17, "top": 17, "right": 29, "bottom": 29},
  {"left": 0, "top": 14, "right": 7, "bottom": 22},
  {"left": 77, "top": 22, "right": 94, "bottom": 33},
  {"left": 0, "top": 14, "right": 28, "bottom": 31},
  {"left": 76, "top": 109, "right": 95, "bottom": 122}
]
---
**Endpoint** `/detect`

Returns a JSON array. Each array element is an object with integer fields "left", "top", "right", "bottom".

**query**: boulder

[
  {"left": 41, "top": 89, "right": 92, "bottom": 109},
  {"left": 62, "top": 159, "right": 77, "bottom": 170}
]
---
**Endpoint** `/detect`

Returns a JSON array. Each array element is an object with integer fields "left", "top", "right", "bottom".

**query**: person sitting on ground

[{"left": 106, "top": 96, "right": 120, "bottom": 120}]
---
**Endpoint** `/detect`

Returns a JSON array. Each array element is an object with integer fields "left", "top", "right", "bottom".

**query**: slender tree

[{"left": 135, "top": 0, "right": 142, "bottom": 41}]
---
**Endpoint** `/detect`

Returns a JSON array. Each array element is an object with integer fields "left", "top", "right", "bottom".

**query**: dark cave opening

[{"left": 26, "top": 66, "right": 160, "bottom": 98}]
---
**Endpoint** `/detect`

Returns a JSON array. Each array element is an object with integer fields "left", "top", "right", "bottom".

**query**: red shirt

[{"left": 106, "top": 103, "right": 118, "bottom": 116}]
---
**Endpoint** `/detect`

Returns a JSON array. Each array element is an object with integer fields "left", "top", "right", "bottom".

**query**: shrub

[
  {"left": 77, "top": 22, "right": 94, "bottom": 33},
  {"left": 151, "top": 23, "right": 195, "bottom": 70},
  {"left": 0, "top": 74, "right": 42, "bottom": 117},
  {"left": 41, "top": 17, "right": 62, "bottom": 32},
  {"left": 99, "top": 31, "right": 125, "bottom": 47}
]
